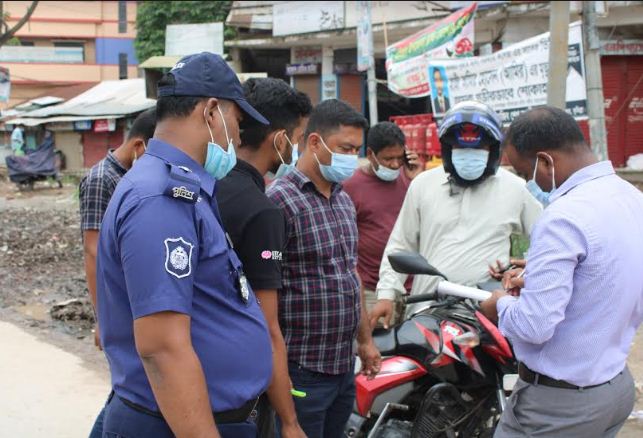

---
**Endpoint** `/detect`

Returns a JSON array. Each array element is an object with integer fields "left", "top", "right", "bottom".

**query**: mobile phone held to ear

[{"left": 404, "top": 149, "right": 415, "bottom": 170}]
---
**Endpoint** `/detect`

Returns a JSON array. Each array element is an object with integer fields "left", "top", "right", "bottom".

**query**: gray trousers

[{"left": 495, "top": 367, "right": 635, "bottom": 438}]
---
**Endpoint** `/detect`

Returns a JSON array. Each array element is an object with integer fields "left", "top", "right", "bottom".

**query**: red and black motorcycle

[{"left": 345, "top": 252, "right": 518, "bottom": 438}]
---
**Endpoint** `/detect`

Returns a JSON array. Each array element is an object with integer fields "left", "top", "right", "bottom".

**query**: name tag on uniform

[{"left": 239, "top": 274, "right": 250, "bottom": 304}]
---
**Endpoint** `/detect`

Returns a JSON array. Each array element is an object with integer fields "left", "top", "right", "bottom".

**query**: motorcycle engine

[{"left": 411, "top": 383, "right": 470, "bottom": 437}]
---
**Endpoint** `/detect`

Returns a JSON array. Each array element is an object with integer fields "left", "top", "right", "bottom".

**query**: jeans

[
  {"left": 102, "top": 392, "right": 258, "bottom": 438},
  {"left": 277, "top": 362, "right": 355, "bottom": 438},
  {"left": 88, "top": 406, "right": 105, "bottom": 438}
]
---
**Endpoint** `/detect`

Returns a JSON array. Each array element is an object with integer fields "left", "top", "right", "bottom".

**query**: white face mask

[
  {"left": 526, "top": 154, "right": 556, "bottom": 207},
  {"left": 268, "top": 132, "right": 299, "bottom": 179},
  {"left": 371, "top": 155, "right": 400, "bottom": 182}
]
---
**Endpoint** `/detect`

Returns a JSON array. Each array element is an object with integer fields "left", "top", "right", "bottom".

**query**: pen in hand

[{"left": 504, "top": 269, "right": 525, "bottom": 296}]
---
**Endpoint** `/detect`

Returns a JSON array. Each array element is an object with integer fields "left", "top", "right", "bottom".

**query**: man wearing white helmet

[{"left": 370, "top": 101, "right": 542, "bottom": 327}]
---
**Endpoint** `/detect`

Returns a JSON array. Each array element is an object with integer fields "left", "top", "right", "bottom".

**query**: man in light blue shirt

[{"left": 481, "top": 106, "right": 643, "bottom": 438}]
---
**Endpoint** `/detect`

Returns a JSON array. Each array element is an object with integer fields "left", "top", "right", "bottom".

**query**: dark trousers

[
  {"left": 276, "top": 362, "right": 355, "bottom": 438},
  {"left": 495, "top": 367, "right": 635, "bottom": 438},
  {"left": 102, "top": 392, "right": 258, "bottom": 438},
  {"left": 255, "top": 393, "right": 276, "bottom": 438}
]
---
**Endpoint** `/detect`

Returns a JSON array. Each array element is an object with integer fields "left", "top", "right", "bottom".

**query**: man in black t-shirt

[{"left": 216, "top": 78, "right": 312, "bottom": 438}]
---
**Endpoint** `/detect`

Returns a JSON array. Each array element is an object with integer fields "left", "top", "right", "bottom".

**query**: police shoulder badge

[{"left": 164, "top": 237, "right": 194, "bottom": 279}]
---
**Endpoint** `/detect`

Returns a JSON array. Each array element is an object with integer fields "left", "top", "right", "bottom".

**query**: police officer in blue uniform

[{"left": 96, "top": 52, "right": 273, "bottom": 438}]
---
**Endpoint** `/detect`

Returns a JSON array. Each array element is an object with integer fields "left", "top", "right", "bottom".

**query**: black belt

[
  {"left": 118, "top": 395, "right": 258, "bottom": 424},
  {"left": 518, "top": 363, "right": 617, "bottom": 390}
]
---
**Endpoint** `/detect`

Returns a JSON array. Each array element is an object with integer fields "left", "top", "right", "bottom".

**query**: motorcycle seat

[{"left": 372, "top": 327, "right": 397, "bottom": 356}]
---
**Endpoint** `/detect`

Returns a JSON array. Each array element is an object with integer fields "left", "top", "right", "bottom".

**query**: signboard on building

[
  {"left": 600, "top": 39, "right": 643, "bottom": 56},
  {"left": 0, "top": 66, "right": 10, "bottom": 103},
  {"left": 428, "top": 22, "right": 587, "bottom": 122},
  {"left": 74, "top": 120, "right": 93, "bottom": 131},
  {"left": 356, "top": 1, "right": 373, "bottom": 71},
  {"left": 286, "top": 63, "right": 320, "bottom": 76},
  {"left": 165, "top": 23, "right": 224, "bottom": 56},
  {"left": 386, "top": 3, "right": 477, "bottom": 98},
  {"left": 47, "top": 122, "right": 74, "bottom": 131},
  {"left": 273, "top": 1, "right": 344, "bottom": 37},
  {"left": 94, "top": 119, "right": 117, "bottom": 133},
  {"left": 292, "top": 47, "right": 323, "bottom": 64},
  {"left": 321, "top": 74, "right": 338, "bottom": 100}
]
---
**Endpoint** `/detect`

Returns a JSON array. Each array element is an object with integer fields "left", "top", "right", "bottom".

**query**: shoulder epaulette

[{"left": 163, "top": 164, "right": 200, "bottom": 204}]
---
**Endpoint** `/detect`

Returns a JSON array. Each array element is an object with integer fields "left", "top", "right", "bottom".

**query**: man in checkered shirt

[
  {"left": 79, "top": 108, "right": 155, "bottom": 438},
  {"left": 267, "top": 100, "right": 381, "bottom": 438},
  {"left": 80, "top": 108, "right": 156, "bottom": 343}
]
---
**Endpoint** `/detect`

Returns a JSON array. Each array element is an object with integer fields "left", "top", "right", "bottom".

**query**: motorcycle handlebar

[
  {"left": 403, "top": 282, "right": 493, "bottom": 305},
  {"left": 404, "top": 293, "right": 437, "bottom": 304}
]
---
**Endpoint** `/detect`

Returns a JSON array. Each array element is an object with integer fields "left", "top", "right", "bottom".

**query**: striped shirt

[
  {"left": 267, "top": 168, "right": 360, "bottom": 375},
  {"left": 498, "top": 161, "right": 643, "bottom": 386},
  {"left": 79, "top": 151, "right": 127, "bottom": 231}
]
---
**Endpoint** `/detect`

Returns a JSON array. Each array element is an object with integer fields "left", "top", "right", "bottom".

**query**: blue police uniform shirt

[{"left": 96, "top": 139, "right": 272, "bottom": 413}]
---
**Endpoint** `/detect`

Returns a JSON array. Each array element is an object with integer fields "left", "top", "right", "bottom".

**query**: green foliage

[
  {"left": 510, "top": 234, "right": 530, "bottom": 259},
  {"left": 134, "top": 1, "right": 235, "bottom": 62},
  {"left": 5, "top": 37, "right": 21, "bottom": 46}
]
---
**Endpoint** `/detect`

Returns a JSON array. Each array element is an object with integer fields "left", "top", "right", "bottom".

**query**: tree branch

[{"left": 0, "top": 1, "right": 39, "bottom": 47}]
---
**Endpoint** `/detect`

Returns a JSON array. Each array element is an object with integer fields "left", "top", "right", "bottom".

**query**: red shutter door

[
  {"left": 294, "top": 76, "right": 320, "bottom": 106},
  {"left": 82, "top": 129, "right": 125, "bottom": 168},
  {"left": 623, "top": 56, "right": 643, "bottom": 164},
  {"left": 338, "top": 74, "right": 364, "bottom": 113},
  {"left": 601, "top": 56, "right": 627, "bottom": 167}
]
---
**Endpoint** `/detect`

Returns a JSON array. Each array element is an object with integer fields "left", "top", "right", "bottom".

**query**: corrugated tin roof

[
  {"left": 9, "top": 115, "right": 120, "bottom": 127},
  {"left": 139, "top": 55, "right": 183, "bottom": 69},
  {"left": 24, "top": 79, "right": 155, "bottom": 119}
]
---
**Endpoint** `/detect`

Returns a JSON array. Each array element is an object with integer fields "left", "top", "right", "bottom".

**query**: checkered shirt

[
  {"left": 266, "top": 168, "right": 361, "bottom": 375},
  {"left": 79, "top": 151, "right": 127, "bottom": 231}
]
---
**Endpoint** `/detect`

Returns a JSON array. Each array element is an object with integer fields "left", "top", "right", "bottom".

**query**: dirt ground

[{"left": 0, "top": 177, "right": 641, "bottom": 435}]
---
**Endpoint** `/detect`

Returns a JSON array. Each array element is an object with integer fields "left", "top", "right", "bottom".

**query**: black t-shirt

[{"left": 216, "top": 159, "right": 287, "bottom": 291}]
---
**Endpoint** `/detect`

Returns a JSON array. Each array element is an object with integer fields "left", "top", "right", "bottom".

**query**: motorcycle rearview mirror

[{"left": 388, "top": 252, "right": 449, "bottom": 280}]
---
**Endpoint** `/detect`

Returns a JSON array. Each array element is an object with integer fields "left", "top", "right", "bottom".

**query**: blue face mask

[
  {"left": 372, "top": 155, "right": 400, "bottom": 182},
  {"left": 314, "top": 136, "right": 358, "bottom": 183},
  {"left": 451, "top": 148, "right": 489, "bottom": 180},
  {"left": 204, "top": 105, "right": 237, "bottom": 180},
  {"left": 526, "top": 155, "right": 556, "bottom": 207},
  {"left": 268, "top": 132, "right": 298, "bottom": 179}
]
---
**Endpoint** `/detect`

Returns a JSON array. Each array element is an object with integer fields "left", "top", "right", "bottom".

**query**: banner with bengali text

[
  {"left": 386, "top": 3, "right": 477, "bottom": 98},
  {"left": 427, "top": 21, "right": 587, "bottom": 122}
]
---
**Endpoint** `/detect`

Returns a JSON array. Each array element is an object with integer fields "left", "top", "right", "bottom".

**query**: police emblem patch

[{"left": 164, "top": 237, "right": 194, "bottom": 279}]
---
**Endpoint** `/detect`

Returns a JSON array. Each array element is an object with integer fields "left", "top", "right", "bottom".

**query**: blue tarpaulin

[{"left": 5, "top": 135, "right": 57, "bottom": 183}]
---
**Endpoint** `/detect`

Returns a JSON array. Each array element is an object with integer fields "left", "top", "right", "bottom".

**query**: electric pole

[
  {"left": 547, "top": 1, "right": 570, "bottom": 109},
  {"left": 583, "top": 1, "right": 608, "bottom": 160}
]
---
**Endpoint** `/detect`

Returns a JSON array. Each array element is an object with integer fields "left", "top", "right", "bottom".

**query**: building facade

[
  {"left": 225, "top": 1, "right": 643, "bottom": 167},
  {"left": 1, "top": 0, "right": 139, "bottom": 108}
]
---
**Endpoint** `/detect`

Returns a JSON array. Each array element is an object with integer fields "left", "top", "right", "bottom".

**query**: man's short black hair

[
  {"left": 127, "top": 108, "right": 156, "bottom": 142},
  {"left": 305, "top": 99, "right": 368, "bottom": 140},
  {"left": 367, "top": 122, "right": 405, "bottom": 154},
  {"left": 504, "top": 106, "right": 587, "bottom": 156},
  {"left": 240, "top": 78, "right": 312, "bottom": 150},
  {"left": 156, "top": 73, "right": 208, "bottom": 121}
]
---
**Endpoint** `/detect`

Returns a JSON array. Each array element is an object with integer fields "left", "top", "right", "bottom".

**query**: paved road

[
  {"left": 0, "top": 320, "right": 109, "bottom": 437},
  {"left": 0, "top": 317, "right": 641, "bottom": 436}
]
